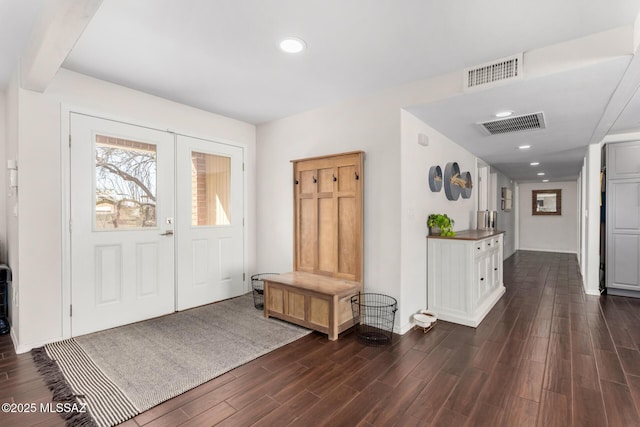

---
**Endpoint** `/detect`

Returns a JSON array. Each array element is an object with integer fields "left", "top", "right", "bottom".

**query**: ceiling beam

[{"left": 20, "top": 0, "right": 103, "bottom": 92}]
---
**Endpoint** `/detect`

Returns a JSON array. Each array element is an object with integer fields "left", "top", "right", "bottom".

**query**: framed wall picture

[
  {"left": 501, "top": 187, "right": 512, "bottom": 212},
  {"left": 532, "top": 189, "right": 561, "bottom": 215}
]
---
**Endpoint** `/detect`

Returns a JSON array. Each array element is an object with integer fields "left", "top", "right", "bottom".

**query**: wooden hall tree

[
  {"left": 264, "top": 151, "right": 364, "bottom": 340},
  {"left": 294, "top": 152, "right": 363, "bottom": 281}
]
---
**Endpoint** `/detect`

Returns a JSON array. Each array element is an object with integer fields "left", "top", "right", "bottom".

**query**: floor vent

[
  {"left": 478, "top": 112, "right": 546, "bottom": 135},
  {"left": 465, "top": 53, "right": 523, "bottom": 90}
]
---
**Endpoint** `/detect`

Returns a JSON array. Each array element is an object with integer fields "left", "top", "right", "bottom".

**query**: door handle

[{"left": 160, "top": 230, "right": 174, "bottom": 236}]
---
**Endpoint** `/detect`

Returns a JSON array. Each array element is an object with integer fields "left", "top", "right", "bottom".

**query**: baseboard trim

[
  {"left": 9, "top": 328, "right": 19, "bottom": 353},
  {"left": 397, "top": 320, "right": 414, "bottom": 335},
  {"left": 517, "top": 248, "right": 578, "bottom": 255},
  {"left": 606, "top": 288, "right": 640, "bottom": 298},
  {"left": 14, "top": 335, "right": 66, "bottom": 354}
]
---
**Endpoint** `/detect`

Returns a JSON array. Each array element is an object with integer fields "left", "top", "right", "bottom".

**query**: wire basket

[
  {"left": 250, "top": 273, "right": 279, "bottom": 310},
  {"left": 351, "top": 293, "right": 398, "bottom": 346}
]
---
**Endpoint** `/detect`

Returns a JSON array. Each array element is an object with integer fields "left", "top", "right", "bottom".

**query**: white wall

[
  {"left": 583, "top": 144, "right": 602, "bottom": 294},
  {"left": 11, "top": 69, "right": 256, "bottom": 352},
  {"left": 0, "top": 91, "right": 6, "bottom": 262},
  {"left": 256, "top": 93, "right": 403, "bottom": 302},
  {"left": 5, "top": 72, "right": 19, "bottom": 343},
  {"left": 577, "top": 165, "right": 586, "bottom": 277},
  {"left": 493, "top": 169, "right": 516, "bottom": 259},
  {"left": 514, "top": 183, "right": 520, "bottom": 250},
  {"left": 400, "top": 110, "right": 478, "bottom": 331},
  {"left": 518, "top": 181, "right": 578, "bottom": 253}
]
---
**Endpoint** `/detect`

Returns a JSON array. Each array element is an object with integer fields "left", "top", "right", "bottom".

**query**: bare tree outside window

[{"left": 95, "top": 135, "right": 157, "bottom": 229}]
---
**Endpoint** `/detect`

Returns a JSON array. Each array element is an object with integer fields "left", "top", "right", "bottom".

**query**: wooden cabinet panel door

[
  {"left": 318, "top": 196, "right": 336, "bottom": 274},
  {"left": 298, "top": 197, "right": 316, "bottom": 272},
  {"left": 309, "top": 297, "right": 330, "bottom": 328},
  {"left": 268, "top": 287, "right": 285, "bottom": 315},
  {"left": 338, "top": 196, "right": 358, "bottom": 278},
  {"left": 287, "top": 292, "right": 306, "bottom": 320},
  {"left": 337, "top": 164, "right": 360, "bottom": 279},
  {"left": 607, "top": 180, "right": 640, "bottom": 290},
  {"left": 608, "top": 141, "right": 640, "bottom": 179}
]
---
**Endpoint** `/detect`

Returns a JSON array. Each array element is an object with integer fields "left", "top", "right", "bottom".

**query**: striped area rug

[
  {"left": 32, "top": 293, "right": 311, "bottom": 427},
  {"left": 33, "top": 340, "right": 136, "bottom": 427}
]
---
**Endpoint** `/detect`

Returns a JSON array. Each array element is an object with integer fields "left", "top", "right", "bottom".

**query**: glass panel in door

[
  {"left": 191, "top": 152, "right": 231, "bottom": 226},
  {"left": 95, "top": 135, "right": 157, "bottom": 229}
]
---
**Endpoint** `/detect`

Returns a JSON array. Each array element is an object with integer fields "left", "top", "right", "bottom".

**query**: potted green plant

[{"left": 427, "top": 213, "right": 455, "bottom": 237}]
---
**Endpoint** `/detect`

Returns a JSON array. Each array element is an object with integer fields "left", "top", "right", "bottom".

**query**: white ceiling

[
  {"left": 407, "top": 57, "right": 633, "bottom": 181},
  {"left": 0, "top": 0, "right": 44, "bottom": 88},
  {"left": 3, "top": 0, "right": 640, "bottom": 182}
]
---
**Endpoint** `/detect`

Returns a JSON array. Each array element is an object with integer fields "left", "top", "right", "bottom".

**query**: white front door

[
  {"left": 70, "top": 113, "right": 175, "bottom": 336},
  {"left": 175, "top": 135, "right": 244, "bottom": 310}
]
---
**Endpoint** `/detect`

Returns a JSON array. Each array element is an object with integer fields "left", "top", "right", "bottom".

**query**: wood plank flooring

[{"left": 3, "top": 251, "right": 640, "bottom": 426}]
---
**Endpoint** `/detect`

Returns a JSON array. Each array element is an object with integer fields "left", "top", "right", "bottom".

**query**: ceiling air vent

[
  {"left": 464, "top": 53, "right": 523, "bottom": 90},
  {"left": 478, "top": 112, "right": 546, "bottom": 136}
]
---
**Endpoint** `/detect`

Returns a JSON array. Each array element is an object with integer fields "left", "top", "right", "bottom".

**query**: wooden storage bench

[{"left": 263, "top": 272, "right": 362, "bottom": 340}]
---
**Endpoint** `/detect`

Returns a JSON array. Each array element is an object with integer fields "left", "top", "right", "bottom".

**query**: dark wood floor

[{"left": 3, "top": 251, "right": 640, "bottom": 426}]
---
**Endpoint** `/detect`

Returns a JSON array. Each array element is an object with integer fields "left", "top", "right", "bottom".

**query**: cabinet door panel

[
  {"left": 309, "top": 297, "right": 330, "bottom": 327},
  {"left": 298, "top": 198, "right": 316, "bottom": 271},
  {"left": 338, "top": 296, "right": 353, "bottom": 325},
  {"left": 300, "top": 170, "right": 316, "bottom": 194},
  {"left": 318, "top": 197, "right": 336, "bottom": 273},
  {"left": 491, "top": 250, "right": 501, "bottom": 289},
  {"left": 611, "top": 234, "right": 640, "bottom": 287},
  {"left": 287, "top": 292, "right": 306, "bottom": 320},
  {"left": 475, "top": 256, "right": 489, "bottom": 303},
  {"left": 610, "top": 182, "right": 640, "bottom": 231},
  {"left": 338, "top": 197, "right": 358, "bottom": 277},
  {"left": 269, "top": 287, "right": 285, "bottom": 314},
  {"left": 338, "top": 165, "right": 356, "bottom": 192},
  {"left": 608, "top": 142, "right": 640, "bottom": 179},
  {"left": 317, "top": 167, "right": 334, "bottom": 193},
  {"left": 485, "top": 254, "right": 494, "bottom": 293}
]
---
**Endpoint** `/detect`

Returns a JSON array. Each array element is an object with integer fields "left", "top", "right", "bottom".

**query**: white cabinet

[
  {"left": 606, "top": 141, "right": 640, "bottom": 295},
  {"left": 427, "top": 230, "right": 505, "bottom": 327},
  {"left": 607, "top": 141, "right": 640, "bottom": 180}
]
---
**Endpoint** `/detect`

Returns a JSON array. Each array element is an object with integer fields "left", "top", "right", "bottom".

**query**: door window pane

[
  {"left": 95, "top": 135, "right": 157, "bottom": 229},
  {"left": 191, "top": 152, "right": 231, "bottom": 226}
]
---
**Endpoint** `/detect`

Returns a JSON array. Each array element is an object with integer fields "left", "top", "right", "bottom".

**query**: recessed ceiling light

[
  {"left": 530, "top": 162, "right": 540, "bottom": 166},
  {"left": 495, "top": 111, "right": 513, "bottom": 118},
  {"left": 542, "top": 179, "right": 549, "bottom": 182},
  {"left": 537, "top": 172, "right": 545, "bottom": 176},
  {"left": 518, "top": 145, "right": 531, "bottom": 150},
  {"left": 279, "top": 37, "right": 306, "bottom": 53}
]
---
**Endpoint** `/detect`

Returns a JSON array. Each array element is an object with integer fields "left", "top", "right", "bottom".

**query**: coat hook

[
  {"left": 333, "top": 174, "right": 337, "bottom": 182},
  {"left": 295, "top": 180, "right": 299, "bottom": 185},
  {"left": 355, "top": 172, "right": 359, "bottom": 180},
  {"left": 313, "top": 176, "right": 317, "bottom": 183}
]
